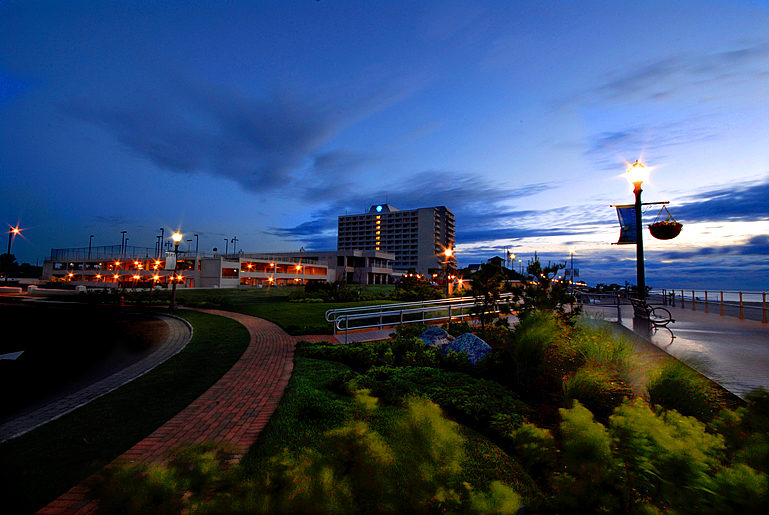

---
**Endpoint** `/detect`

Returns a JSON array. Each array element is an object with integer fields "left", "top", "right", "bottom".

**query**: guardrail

[
  {"left": 325, "top": 294, "right": 518, "bottom": 338},
  {"left": 653, "top": 289, "right": 768, "bottom": 323},
  {"left": 578, "top": 289, "right": 768, "bottom": 324}
]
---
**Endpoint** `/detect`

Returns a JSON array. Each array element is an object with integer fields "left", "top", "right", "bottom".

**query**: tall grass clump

[
  {"left": 648, "top": 359, "right": 725, "bottom": 422},
  {"left": 91, "top": 391, "right": 523, "bottom": 514}
]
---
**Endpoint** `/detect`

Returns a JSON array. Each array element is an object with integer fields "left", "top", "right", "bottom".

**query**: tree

[
  {"left": 510, "top": 256, "right": 580, "bottom": 323},
  {"left": 470, "top": 262, "right": 510, "bottom": 330}
]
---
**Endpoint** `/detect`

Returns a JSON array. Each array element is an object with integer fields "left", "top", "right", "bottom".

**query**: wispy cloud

[
  {"left": 675, "top": 176, "right": 769, "bottom": 223},
  {"left": 591, "top": 41, "right": 769, "bottom": 104}
]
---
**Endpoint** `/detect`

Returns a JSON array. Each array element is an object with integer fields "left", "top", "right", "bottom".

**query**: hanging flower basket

[
  {"left": 649, "top": 220, "right": 682, "bottom": 240},
  {"left": 649, "top": 205, "right": 682, "bottom": 240}
]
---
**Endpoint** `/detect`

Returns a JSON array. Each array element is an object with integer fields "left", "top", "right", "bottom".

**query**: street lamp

[
  {"left": 569, "top": 247, "right": 575, "bottom": 295},
  {"left": 89, "top": 235, "right": 94, "bottom": 259},
  {"left": 444, "top": 247, "right": 454, "bottom": 297},
  {"left": 5, "top": 226, "right": 20, "bottom": 285},
  {"left": 170, "top": 232, "right": 182, "bottom": 309},
  {"left": 626, "top": 160, "right": 648, "bottom": 301}
]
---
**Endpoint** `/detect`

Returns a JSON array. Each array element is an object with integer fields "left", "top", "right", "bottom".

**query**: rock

[
  {"left": 442, "top": 333, "right": 492, "bottom": 365},
  {"left": 418, "top": 326, "right": 453, "bottom": 348}
]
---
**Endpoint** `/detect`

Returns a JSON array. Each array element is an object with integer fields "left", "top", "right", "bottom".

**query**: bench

[{"left": 628, "top": 297, "right": 674, "bottom": 327}]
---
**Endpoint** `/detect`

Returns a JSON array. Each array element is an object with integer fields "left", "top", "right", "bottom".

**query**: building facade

[
  {"left": 42, "top": 246, "right": 395, "bottom": 288},
  {"left": 42, "top": 246, "right": 334, "bottom": 289},
  {"left": 337, "top": 204, "right": 455, "bottom": 276}
]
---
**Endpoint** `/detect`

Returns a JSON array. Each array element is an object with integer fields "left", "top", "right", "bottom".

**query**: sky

[{"left": 1, "top": 0, "right": 768, "bottom": 291}]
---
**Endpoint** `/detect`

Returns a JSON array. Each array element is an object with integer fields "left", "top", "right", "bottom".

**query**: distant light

[
  {"left": 172, "top": 232, "right": 182, "bottom": 243},
  {"left": 376, "top": 205, "right": 383, "bottom": 212}
]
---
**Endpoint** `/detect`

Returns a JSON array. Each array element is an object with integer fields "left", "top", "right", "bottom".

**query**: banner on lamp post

[{"left": 615, "top": 205, "right": 637, "bottom": 245}]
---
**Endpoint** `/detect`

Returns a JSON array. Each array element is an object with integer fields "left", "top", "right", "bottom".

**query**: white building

[
  {"left": 337, "top": 204, "right": 456, "bottom": 277},
  {"left": 42, "top": 246, "right": 395, "bottom": 288}
]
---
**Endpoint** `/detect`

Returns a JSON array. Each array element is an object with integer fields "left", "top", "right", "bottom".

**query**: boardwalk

[
  {"left": 583, "top": 302, "right": 769, "bottom": 399},
  {"left": 34, "top": 309, "right": 315, "bottom": 515}
]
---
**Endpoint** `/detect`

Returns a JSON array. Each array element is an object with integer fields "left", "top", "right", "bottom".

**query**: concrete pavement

[{"left": 583, "top": 302, "right": 769, "bottom": 399}]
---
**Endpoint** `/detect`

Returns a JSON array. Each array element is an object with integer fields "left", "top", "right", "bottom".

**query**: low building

[
  {"left": 42, "top": 245, "right": 334, "bottom": 289},
  {"left": 42, "top": 246, "right": 395, "bottom": 289}
]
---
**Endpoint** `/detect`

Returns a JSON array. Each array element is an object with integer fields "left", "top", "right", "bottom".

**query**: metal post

[
  {"left": 662, "top": 289, "right": 667, "bottom": 306},
  {"left": 681, "top": 290, "right": 685, "bottom": 309},
  {"left": 705, "top": 291, "right": 709, "bottom": 313},
  {"left": 720, "top": 291, "right": 725, "bottom": 316},
  {"left": 692, "top": 290, "right": 696, "bottom": 311},
  {"left": 634, "top": 182, "right": 645, "bottom": 301},
  {"left": 739, "top": 292, "right": 744, "bottom": 320},
  {"left": 763, "top": 293, "right": 767, "bottom": 324},
  {"left": 617, "top": 294, "right": 622, "bottom": 322}
]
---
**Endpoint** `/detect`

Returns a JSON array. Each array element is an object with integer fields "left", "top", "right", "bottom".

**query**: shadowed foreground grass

[{"left": 0, "top": 310, "right": 249, "bottom": 515}]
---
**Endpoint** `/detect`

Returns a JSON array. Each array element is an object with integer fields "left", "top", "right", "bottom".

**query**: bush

[
  {"left": 347, "top": 367, "right": 531, "bottom": 439},
  {"left": 647, "top": 359, "right": 724, "bottom": 422},
  {"left": 91, "top": 392, "right": 523, "bottom": 514},
  {"left": 564, "top": 364, "right": 633, "bottom": 423}
]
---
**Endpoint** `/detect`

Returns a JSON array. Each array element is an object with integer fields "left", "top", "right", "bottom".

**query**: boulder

[
  {"left": 418, "top": 326, "right": 453, "bottom": 348},
  {"left": 442, "top": 332, "right": 492, "bottom": 365}
]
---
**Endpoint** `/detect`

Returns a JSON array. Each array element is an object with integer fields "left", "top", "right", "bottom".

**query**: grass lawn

[
  {"left": 0, "top": 310, "right": 250, "bottom": 515},
  {"left": 230, "top": 299, "right": 400, "bottom": 335}
]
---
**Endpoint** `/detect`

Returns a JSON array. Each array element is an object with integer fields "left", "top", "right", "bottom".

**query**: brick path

[{"left": 35, "top": 310, "right": 330, "bottom": 515}]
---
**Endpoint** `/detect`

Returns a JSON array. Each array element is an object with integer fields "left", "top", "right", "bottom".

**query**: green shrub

[
  {"left": 443, "top": 320, "right": 472, "bottom": 337},
  {"left": 647, "top": 359, "right": 724, "bottom": 422},
  {"left": 91, "top": 392, "right": 523, "bottom": 514},
  {"left": 347, "top": 367, "right": 531, "bottom": 439},
  {"left": 564, "top": 364, "right": 633, "bottom": 423}
]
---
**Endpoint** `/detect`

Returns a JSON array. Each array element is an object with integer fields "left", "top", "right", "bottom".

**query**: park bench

[{"left": 629, "top": 297, "right": 674, "bottom": 327}]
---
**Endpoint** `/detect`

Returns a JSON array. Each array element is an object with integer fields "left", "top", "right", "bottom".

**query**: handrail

[
  {"left": 580, "top": 289, "right": 767, "bottom": 324},
  {"left": 328, "top": 294, "right": 518, "bottom": 336},
  {"left": 324, "top": 293, "right": 516, "bottom": 322}
]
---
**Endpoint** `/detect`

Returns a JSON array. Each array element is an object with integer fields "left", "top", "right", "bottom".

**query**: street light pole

[
  {"left": 89, "top": 235, "right": 94, "bottom": 259},
  {"left": 171, "top": 232, "right": 182, "bottom": 309},
  {"left": 569, "top": 247, "right": 575, "bottom": 295},
  {"left": 444, "top": 247, "right": 454, "bottom": 297},
  {"left": 627, "top": 160, "right": 647, "bottom": 301},
  {"left": 5, "top": 226, "right": 20, "bottom": 285}
]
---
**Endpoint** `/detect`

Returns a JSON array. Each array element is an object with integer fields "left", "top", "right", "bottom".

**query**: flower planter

[{"left": 649, "top": 221, "right": 682, "bottom": 240}]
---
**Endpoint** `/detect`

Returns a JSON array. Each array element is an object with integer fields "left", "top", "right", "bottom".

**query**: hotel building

[{"left": 337, "top": 204, "right": 455, "bottom": 276}]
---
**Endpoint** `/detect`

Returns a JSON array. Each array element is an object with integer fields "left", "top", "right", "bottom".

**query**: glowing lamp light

[
  {"left": 172, "top": 232, "right": 182, "bottom": 243},
  {"left": 626, "top": 159, "right": 647, "bottom": 185}
]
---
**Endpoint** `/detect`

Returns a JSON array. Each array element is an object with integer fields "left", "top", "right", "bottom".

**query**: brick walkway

[{"left": 35, "top": 310, "right": 328, "bottom": 515}]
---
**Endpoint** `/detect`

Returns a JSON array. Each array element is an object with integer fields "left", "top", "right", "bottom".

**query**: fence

[{"left": 578, "top": 289, "right": 768, "bottom": 324}]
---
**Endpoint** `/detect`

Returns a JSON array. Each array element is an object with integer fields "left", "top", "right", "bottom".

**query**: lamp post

[
  {"left": 5, "top": 226, "right": 20, "bottom": 285},
  {"left": 194, "top": 234, "right": 199, "bottom": 257},
  {"left": 569, "top": 247, "right": 575, "bottom": 295},
  {"left": 444, "top": 247, "right": 454, "bottom": 297},
  {"left": 224, "top": 239, "right": 229, "bottom": 257},
  {"left": 120, "top": 231, "right": 127, "bottom": 257},
  {"left": 626, "top": 160, "right": 648, "bottom": 301},
  {"left": 88, "top": 235, "right": 94, "bottom": 259},
  {"left": 170, "top": 232, "right": 182, "bottom": 309}
]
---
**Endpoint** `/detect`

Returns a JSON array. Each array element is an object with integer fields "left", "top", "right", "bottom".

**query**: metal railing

[
  {"left": 326, "top": 293, "right": 518, "bottom": 337},
  {"left": 653, "top": 289, "right": 768, "bottom": 323},
  {"left": 577, "top": 289, "right": 768, "bottom": 324}
]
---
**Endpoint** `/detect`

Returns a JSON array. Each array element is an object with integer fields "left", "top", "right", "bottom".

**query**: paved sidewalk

[
  {"left": 584, "top": 303, "right": 769, "bottom": 399},
  {"left": 35, "top": 310, "right": 304, "bottom": 515},
  {"left": 0, "top": 314, "right": 192, "bottom": 443}
]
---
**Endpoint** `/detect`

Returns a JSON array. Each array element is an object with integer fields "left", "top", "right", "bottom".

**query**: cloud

[
  {"left": 267, "top": 174, "right": 556, "bottom": 248},
  {"left": 591, "top": 41, "right": 769, "bottom": 104},
  {"left": 63, "top": 80, "right": 340, "bottom": 193},
  {"left": 675, "top": 176, "right": 769, "bottom": 223}
]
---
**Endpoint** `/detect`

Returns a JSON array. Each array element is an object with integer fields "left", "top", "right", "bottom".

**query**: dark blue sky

[{"left": 2, "top": 0, "right": 768, "bottom": 290}]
